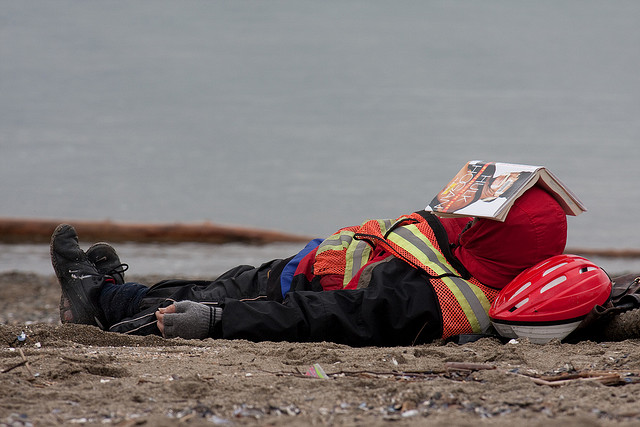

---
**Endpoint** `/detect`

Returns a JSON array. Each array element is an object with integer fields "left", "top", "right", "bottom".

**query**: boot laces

[{"left": 107, "top": 263, "right": 129, "bottom": 281}]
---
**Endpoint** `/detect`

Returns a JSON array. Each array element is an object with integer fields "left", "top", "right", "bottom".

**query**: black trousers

[{"left": 105, "top": 258, "right": 292, "bottom": 335}]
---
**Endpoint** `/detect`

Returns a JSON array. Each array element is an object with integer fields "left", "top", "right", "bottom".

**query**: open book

[{"left": 425, "top": 161, "right": 586, "bottom": 221}]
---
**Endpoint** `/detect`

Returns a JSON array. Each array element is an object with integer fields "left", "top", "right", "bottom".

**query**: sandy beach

[{"left": 2, "top": 271, "right": 640, "bottom": 426}]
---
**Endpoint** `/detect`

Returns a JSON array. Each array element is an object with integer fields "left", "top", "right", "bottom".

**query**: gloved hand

[{"left": 158, "top": 301, "right": 222, "bottom": 339}]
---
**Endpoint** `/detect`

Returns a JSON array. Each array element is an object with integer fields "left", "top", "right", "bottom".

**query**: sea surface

[{"left": 1, "top": 1, "right": 639, "bottom": 275}]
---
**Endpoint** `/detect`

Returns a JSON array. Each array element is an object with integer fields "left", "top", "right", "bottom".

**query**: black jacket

[{"left": 219, "top": 256, "right": 443, "bottom": 346}]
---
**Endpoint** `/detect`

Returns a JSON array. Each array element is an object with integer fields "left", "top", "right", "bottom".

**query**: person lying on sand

[{"left": 51, "top": 186, "right": 568, "bottom": 346}]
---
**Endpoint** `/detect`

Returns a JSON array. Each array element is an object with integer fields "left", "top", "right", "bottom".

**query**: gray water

[{"left": 2, "top": 1, "right": 640, "bottom": 274}]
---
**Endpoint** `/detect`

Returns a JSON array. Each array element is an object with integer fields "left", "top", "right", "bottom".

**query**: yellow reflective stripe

[
  {"left": 387, "top": 225, "right": 491, "bottom": 333},
  {"left": 469, "top": 282, "right": 492, "bottom": 313},
  {"left": 440, "top": 276, "right": 482, "bottom": 333},
  {"left": 344, "top": 241, "right": 371, "bottom": 287},
  {"left": 343, "top": 220, "right": 388, "bottom": 287},
  {"left": 316, "top": 231, "right": 355, "bottom": 254},
  {"left": 319, "top": 219, "right": 392, "bottom": 256},
  {"left": 386, "top": 225, "right": 454, "bottom": 276},
  {"left": 377, "top": 219, "right": 394, "bottom": 235}
]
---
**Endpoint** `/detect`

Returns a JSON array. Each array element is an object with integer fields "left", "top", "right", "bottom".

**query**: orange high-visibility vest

[{"left": 313, "top": 213, "right": 499, "bottom": 339}]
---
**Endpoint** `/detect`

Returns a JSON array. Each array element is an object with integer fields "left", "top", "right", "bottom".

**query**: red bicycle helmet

[{"left": 489, "top": 254, "right": 612, "bottom": 344}]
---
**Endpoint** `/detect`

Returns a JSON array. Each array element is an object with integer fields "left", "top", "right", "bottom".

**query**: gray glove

[{"left": 163, "top": 301, "right": 222, "bottom": 340}]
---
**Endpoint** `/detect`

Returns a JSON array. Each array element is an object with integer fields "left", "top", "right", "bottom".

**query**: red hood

[{"left": 440, "top": 186, "right": 567, "bottom": 289}]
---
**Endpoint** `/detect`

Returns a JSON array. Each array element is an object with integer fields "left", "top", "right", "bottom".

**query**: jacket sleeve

[{"left": 219, "top": 257, "right": 443, "bottom": 346}]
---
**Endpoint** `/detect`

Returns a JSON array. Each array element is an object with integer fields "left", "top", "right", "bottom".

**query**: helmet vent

[
  {"left": 540, "top": 276, "right": 567, "bottom": 293},
  {"left": 508, "top": 298, "right": 529, "bottom": 312},
  {"left": 543, "top": 262, "right": 568, "bottom": 276},
  {"left": 508, "top": 282, "right": 532, "bottom": 301},
  {"left": 580, "top": 266, "right": 597, "bottom": 273}
]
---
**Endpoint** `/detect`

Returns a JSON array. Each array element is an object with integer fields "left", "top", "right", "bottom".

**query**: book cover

[{"left": 425, "top": 161, "right": 586, "bottom": 221}]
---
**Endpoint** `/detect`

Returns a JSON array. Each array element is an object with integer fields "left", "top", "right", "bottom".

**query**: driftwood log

[
  {"left": 0, "top": 218, "right": 638, "bottom": 258},
  {"left": 0, "top": 218, "right": 315, "bottom": 245}
]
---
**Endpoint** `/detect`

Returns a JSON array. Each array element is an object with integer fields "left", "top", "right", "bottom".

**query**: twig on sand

[
  {"left": 1, "top": 348, "right": 35, "bottom": 377},
  {"left": 444, "top": 362, "right": 497, "bottom": 372},
  {"left": 523, "top": 370, "right": 636, "bottom": 387},
  {"left": 18, "top": 348, "right": 36, "bottom": 377},
  {"left": 1, "top": 359, "right": 28, "bottom": 374}
]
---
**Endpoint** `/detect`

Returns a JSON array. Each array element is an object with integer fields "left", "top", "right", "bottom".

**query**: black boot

[
  {"left": 50, "top": 224, "right": 108, "bottom": 329},
  {"left": 87, "top": 242, "right": 128, "bottom": 285}
]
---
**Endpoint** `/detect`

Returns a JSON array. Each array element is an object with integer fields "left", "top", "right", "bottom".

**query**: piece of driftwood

[
  {"left": 528, "top": 371, "right": 630, "bottom": 387},
  {"left": 0, "top": 217, "right": 639, "bottom": 256},
  {"left": 0, "top": 218, "right": 315, "bottom": 245}
]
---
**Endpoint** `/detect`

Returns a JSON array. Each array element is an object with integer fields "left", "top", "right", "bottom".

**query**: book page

[{"left": 535, "top": 169, "right": 587, "bottom": 216}]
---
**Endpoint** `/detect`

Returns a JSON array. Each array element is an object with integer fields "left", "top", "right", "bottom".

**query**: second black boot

[{"left": 87, "top": 242, "right": 128, "bottom": 285}]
